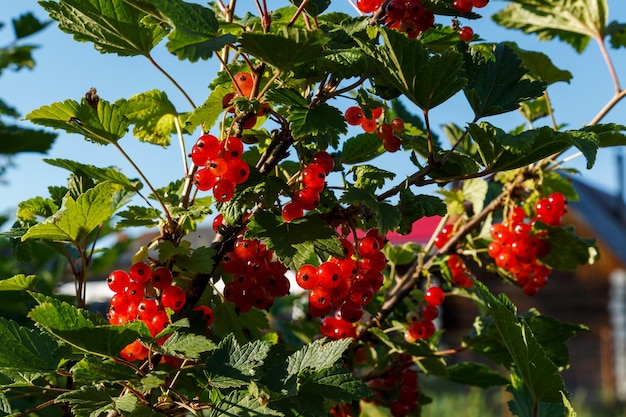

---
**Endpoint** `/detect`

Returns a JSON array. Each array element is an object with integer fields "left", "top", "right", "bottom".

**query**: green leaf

[
  {"left": 141, "top": 0, "right": 231, "bottom": 61},
  {"left": 508, "top": 374, "right": 574, "bottom": 417},
  {"left": 289, "top": 0, "right": 331, "bottom": 17},
  {"left": 71, "top": 356, "right": 137, "bottom": 384},
  {"left": 473, "top": 281, "right": 565, "bottom": 402},
  {"left": 174, "top": 245, "right": 216, "bottom": 274},
  {"left": 184, "top": 85, "right": 232, "bottom": 132},
  {"left": 463, "top": 178, "right": 489, "bottom": 214},
  {"left": 286, "top": 337, "right": 352, "bottom": 378},
  {"left": 299, "top": 365, "right": 371, "bottom": 404},
  {"left": 39, "top": 0, "right": 166, "bottom": 56},
  {"left": 397, "top": 190, "right": 447, "bottom": 233},
  {"left": 44, "top": 158, "right": 140, "bottom": 191},
  {"left": 0, "top": 122, "right": 57, "bottom": 154},
  {"left": 464, "top": 43, "right": 546, "bottom": 118},
  {"left": 504, "top": 42, "right": 572, "bottom": 85},
  {"left": 469, "top": 123, "right": 599, "bottom": 171},
  {"left": 340, "top": 188, "right": 401, "bottom": 234},
  {"left": 341, "top": 133, "right": 385, "bottom": 165},
  {"left": 0, "top": 318, "right": 62, "bottom": 373},
  {"left": 607, "top": 21, "right": 626, "bottom": 49},
  {"left": 534, "top": 223, "right": 598, "bottom": 271},
  {"left": 289, "top": 103, "right": 347, "bottom": 141},
  {"left": 28, "top": 294, "right": 149, "bottom": 359},
  {"left": 155, "top": 331, "right": 216, "bottom": 360},
  {"left": 246, "top": 212, "right": 341, "bottom": 270},
  {"left": 348, "top": 164, "right": 396, "bottom": 193},
  {"left": 356, "top": 28, "right": 466, "bottom": 111},
  {"left": 115, "top": 205, "right": 162, "bottom": 228},
  {"left": 116, "top": 90, "right": 176, "bottom": 146},
  {"left": 22, "top": 182, "right": 121, "bottom": 243},
  {"left": 56, "top": 386, "right": 115, "bottom": 417},
  {"left": 205, "top": 334, "right": 271, "bottom": 388},
  {"left": 25, "top": 99, "right": 129, "bottom": 145},
  {"left": 240, "top": 27, "right": 329, "bottom": 71},
  {"left": 446, "top": 363, "right": 509, "bottom": 387},
  {"left": 12, "top": 12, "right": 51, "bottom": 40},
  {"left": 0, "top": 274, "right": 37, "bottom": 291},
  {"left": 212, "top": 299, "right": 269, "bottom": 343},
  {"left": 210, "top": 390, "right": 283, "bottom": 417},
  {"left": 492, "top": 0, "right": 607, "bottom": 53}
]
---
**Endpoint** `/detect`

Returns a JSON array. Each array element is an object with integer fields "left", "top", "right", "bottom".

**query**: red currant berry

[
  {"left": 213, "top": 179, "right": 235, "bottom": 202},
  {"left": 473, "top": 0, "right": 489, "bottom": 7},
  {"left": 222, "top": 158, "right": 250, "bottom": 185},
  {"left": 233, "top": 238, "right": 259, "bottom": 260},
  {"left": 191, "top": 134, "right": 220, "bottom": 166},
  {"left": 385, "top": 0, "right": 407, "bottom": 20},
  {"left": 161, "top": 285, "right": 187, "bottom": 312},
  {"left": 296, "top": 264, "right": 319, "bottom": 290},
  {"left": 107, "top": 270, "right": 130, "bottom": 293},
  {"left": 302, "top": 163, "right": 326, "bottom": 191},
  {"left": 424, "top": 286, "right": 445, "bottom": 306},
  {"left": 390, "top": 117, "right": 405, "bottom": 132},
  {"left": 129, "top": 261, "right": 152, "bottom": 284},
  {"left": 293, "top": 188, "right": 320, "bottom": 210},
  {"left": 282, "top": 201, "right": 304, "bottom": 222},
  {"left": 356, "top": 0, "right": 383, "bottom": 13},
  {"left": 221, "top": 136, "right": 244, "bottom": 160},
  {"left": 344, "top": 106, "right": 364, "bottom": 126},
  {"left": 360, "top": 118, "right": 377, "bottom": 133},
  {"left": 452, "top": 0, "right": 474, "bottom": 13},
  {"left": 357, "top": 236, "right": 382, "bottom": 258},
  {"left": 310, "top": 151, "right": 335, "bottom": 174},
  {"left": 317, "top": 261, "right": 344, "bottom": 289},
  {"left": 421, "top": 304, "right": 439, "bottom": 321},
  {"left": 151, "top": 267, "right": 173, "bottom": 290},
  {"left": 232, "top": 71, "right": 254, "bottom": 97},
  {"left": 212, "top": 213, "right": 224, "bottom": 233},
  {"left": 207, "top": 156, "right": 228, "bottom": 177},
  {"left": 458, "top": 26, "right": 474, "bottom": 42},
  {"left": 194, "top": 167, "right": 217, "bottom": 191},
  {"left": 383, "top": 135, "right": 402, "bottom": 152}
]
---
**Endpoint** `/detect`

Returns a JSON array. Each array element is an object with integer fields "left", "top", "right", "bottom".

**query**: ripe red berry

[
  {"left": 385, "top": 0, "right": 407, "bottom": 20},
  {"left": 473, "top": 0, "right": 489, "bottom": 7},
  {"left": 356, "top": 0, "right": 383, "bottom": 13},
  {"left": 317, "top": 261, "right": 344, "bottom": 289},
  {"left": 194, "top": 167, "right": 217, "bottom": 191},
  {"left": 452, "top": 0, "right": 474, "bottom": 13},
  {"left": 293, "top": 188, "right": 320, "bottom": 210},
  {"left": 390, "top": 117, "right": 405, "bottom": 132},
  {"left": 191, "top": 134, "right": 220, "bottom": 166},
  {"left": 222, "top": 158, "right": 250, "bottom": 185},
  {"left": 302, "top": 163, "right": 326, "bottom": 191},
  {"left": 282, "top": 201, "right": 304, "bottom": 222},
  {"left": 207, "top": 156, "right": 228, "bottom": 177},
  {"left": 344, "top": 106, "right": 364, "bottom": 126},
  {"left": 383, "top": 135, "right": 402, "bottom": 152},
  {"left": 151, "top": 267, "right": 173, "bottom": 290},
  {"left": 161, "top": 285, "right": 187, "bottom": 312},
  {"left": 129, "top": 261, "right": 152, "bottom": 284},
  {"left": 213, "top": 179, "right": 235, "bottom": 202},
  {"left": 232, "top": 71, "right": 254, "bottom": 97},
  {"left": 357, "top": 236, "right": 382, "bottom": 258},
  {"left": 360, "top": 117, "right": 377, "bottom": 133},
  {"left": 310, "top": 151, "right": 335, "bottom": 174},
  {"left": 107, "top": 270, "right": 130, "bottom": 293},
  {"left": 424, "top": 286, "right": 445, "bottom": 306},
  {"left": 221, "top": 136, "right": 244, "bottom": 160},
  {"left": 457, "top": 26, "right": 474, "bottom": 42}
]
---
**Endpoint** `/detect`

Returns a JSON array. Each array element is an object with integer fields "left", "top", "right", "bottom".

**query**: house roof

[{"left": 569, "top": 175, "right": 626, "bottom": 264}]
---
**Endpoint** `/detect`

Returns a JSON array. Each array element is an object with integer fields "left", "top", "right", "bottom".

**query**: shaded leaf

[
  {"left": 289, "top": 103, "right": 347, "bottom": 141},
  {"left": 246, "top": 212, "right": 341, "bottom": 270},
  {"left": 0, "top": 318, "right": 62, "bottom": 373},
  {"left": 446, "top": 363, "right": 509, "bottom": 387},
  {"left": 240, "top": 27, "right": 329, "bottom": 71},
  {"left": 341, "top": 133, "right": 385, "bottom": 165},
  {"left": 211, "top": 298, "right": 269, "bottom": 343},
  {"left": 12, "top": 12, "right": 51, "bottom": 39},
  {"left": 71, "top": 356, "right": 137, "bottom": 384},
  {"left": 473, "top": 281, "right": 565, "bottom": 402},
  {"left": 44, "top": 158, "right": 140, "bottom": 191},
  {"left": 115, "top": 205, "right": 162, "bottom": 228},
  {"left": 464, "top": 43, "right": 546, "bottom": 118},
  {"left": 56, "top": 386, "right": 115, "bottom": 417},
  {"left": 534, "top": 223, "right": 598, "bottom": 270},
  {"left": 286, "top": 337, "right": 351, "bottom": 378},
  {"left": 0, "top": 122, "right": 56, "bottom": 154},
  {"left": 356, "top": 28, "right": 466, "bottom": 111},
  {"left": 210, "top": 390, "right": 283, "bottom": 417},
  {"left": 205, "top": 334, "right": 271, "bottom": 388},
  {"left": 504, "top": 42, "right": 572, "bottom": 84}
]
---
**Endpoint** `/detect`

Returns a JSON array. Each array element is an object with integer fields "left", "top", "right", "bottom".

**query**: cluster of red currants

[
  {"left": 221, "top": 237, "right": 291, "bottom": 313},
  {"left": 344, "top": 105, "right": 404, "bottom": 152},
  {"left": 452, "top": 0, "right": 489, "bottom": 41},
  {"left": 357, "top": 0, "right": 435, "bottom": 39},
  {"left": 282, "top": 150, "right": 335, "bottom": 221},
  {"left": 487, "top": 192, "right": 566, "bottom": 295},
  {"left": 192, "top": 134, "right": 250, "bottom": 202},
  {"left": 366, "top": 357, "right": 420, "bottom": 417},
  {"left": 222, "top": 71, "right": 271, "bottom": 129},
  {"left": 433, "top": 225, "right": 475, "bottom": 288},
  {"left": 106, "top": 262, "right": 188, "bottom": 361},
  {"left": 403, "top": 286, "right": 443, "bottom": 343},
  {"left": 296, "top": 230, "right": 387, "bottom": 339}
]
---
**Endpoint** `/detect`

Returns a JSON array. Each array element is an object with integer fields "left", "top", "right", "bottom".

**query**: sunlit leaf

[{"left": 116, "top": 90, "right": 177, "bottom": 146}]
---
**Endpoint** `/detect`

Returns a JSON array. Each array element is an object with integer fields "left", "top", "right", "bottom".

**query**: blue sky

[{"left": 1, "top": 0, "right": 626, "bottom": 221}]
